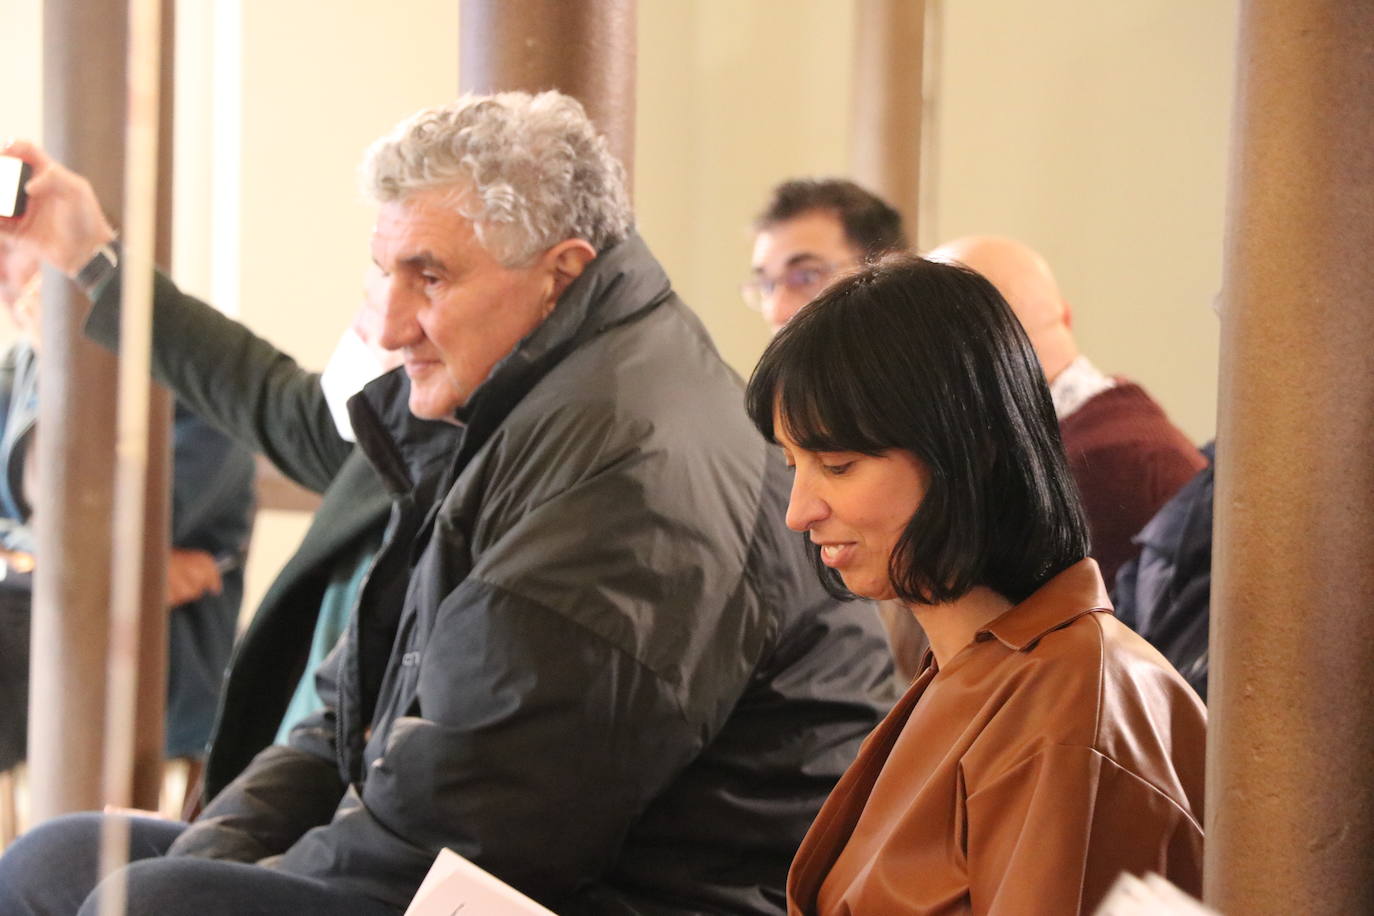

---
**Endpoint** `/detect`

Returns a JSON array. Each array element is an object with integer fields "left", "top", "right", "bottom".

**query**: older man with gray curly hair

[{"left": 0, "top": 92, "right": 893, "bottom": 915}]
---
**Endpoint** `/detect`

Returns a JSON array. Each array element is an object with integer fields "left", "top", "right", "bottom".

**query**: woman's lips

[{"left": 818, "top": 543, "right": 855, "bottom": 568}]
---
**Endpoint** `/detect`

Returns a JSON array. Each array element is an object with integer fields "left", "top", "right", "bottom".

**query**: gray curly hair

[{"left": 362, "top": 91, "right": 632, "bottom": 267}]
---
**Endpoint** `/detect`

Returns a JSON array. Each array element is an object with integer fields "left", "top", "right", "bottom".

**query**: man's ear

[{"left": 544, "top": 239, "right": 597, "bottom": 299}]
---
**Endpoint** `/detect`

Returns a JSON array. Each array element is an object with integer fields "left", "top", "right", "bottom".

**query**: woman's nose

[{"left": 784, "top": 471, "right": 828, "bottom": 532}]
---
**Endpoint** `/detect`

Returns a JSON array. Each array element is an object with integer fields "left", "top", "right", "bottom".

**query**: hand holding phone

[
  {"left": 0, "top": 156, "right": 31, "bottom": 219},
  {"left": 0, "top": 141, "right": 118, "bottom": 275}
]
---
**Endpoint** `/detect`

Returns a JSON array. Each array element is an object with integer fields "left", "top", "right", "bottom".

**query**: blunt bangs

[{"left": 746, "top": 289, "right": 899, "bottom": 459}]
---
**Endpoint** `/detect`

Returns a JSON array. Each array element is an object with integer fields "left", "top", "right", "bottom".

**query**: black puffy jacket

[{"left": 170, "top": 234, "right": 896, "bottom": 914}]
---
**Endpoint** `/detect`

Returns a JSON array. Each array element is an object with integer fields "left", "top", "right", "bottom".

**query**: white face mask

[{"left": 320, "top": 327, "right": 392, "bottom": 442}]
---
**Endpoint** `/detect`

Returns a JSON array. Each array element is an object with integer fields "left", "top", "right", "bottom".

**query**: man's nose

[
  {"left": 762, "top": 289, "right": 807, "bottom": 334},
  {"left": 784, "top": 470, "right": 828, "bottom": 533},
  {"left": 377, "top": 280, "right": 418, "bottom": 350}
]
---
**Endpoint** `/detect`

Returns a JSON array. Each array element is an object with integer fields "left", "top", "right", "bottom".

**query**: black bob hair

[{"left": 745, "top": 255, "right": 1090, "bottom": 606}]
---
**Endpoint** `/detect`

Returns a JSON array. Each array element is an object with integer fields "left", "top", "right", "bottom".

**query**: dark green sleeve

[{"left": 85, "top": 267, "right": 351, "bottom": 493}]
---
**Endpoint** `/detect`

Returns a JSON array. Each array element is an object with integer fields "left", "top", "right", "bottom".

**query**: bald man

[{"left": 927, "top": 236, "right": 1205, "bottom": 589}]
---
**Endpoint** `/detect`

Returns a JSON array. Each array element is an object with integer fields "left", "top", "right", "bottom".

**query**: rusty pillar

[
  {"left": 850, "top": 0, "right": 925, "bottom": 243},
  {"left": 127, "top": 0, "right": 176, "bottom": 813},
  {"left": 1205, "top": 3, "right": 1374, "bottom": 914},
  {"left": 31, "top": 0, "right": 126, "bottom": 821},
  {"left": 32, "top": 0, "right": 173, "bottom": 820},
  {"left": 459, "top": 0, "right": 637, "bottom": 185}
]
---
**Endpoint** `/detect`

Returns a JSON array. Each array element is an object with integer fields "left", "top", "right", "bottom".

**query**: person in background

[
  {"left": 747, "top": 255, "right": 1205, "bottom": 914},
  {"left": 746, "top": 178, "right": 906, "bottom": 333},
  {"left": 1112, "top": 440, "right": 1216, "bottom": 699},
  {"left": 0, "top": 235, "right": 255, "bottom": 771},
  {"left": 927, "top": 235, "right": 1205, "bottom": 590}
]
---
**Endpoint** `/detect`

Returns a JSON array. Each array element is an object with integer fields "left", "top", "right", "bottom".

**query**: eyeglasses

[{"left": 741, "top": 261, "right": 846, "bottom": 312}]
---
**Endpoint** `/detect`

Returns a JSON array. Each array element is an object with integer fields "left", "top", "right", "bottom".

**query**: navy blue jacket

[{"left": 1113, "top": 441, "right": 1215, "bottom": 700}]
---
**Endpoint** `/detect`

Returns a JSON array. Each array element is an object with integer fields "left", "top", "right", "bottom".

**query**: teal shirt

[{"left": 274, "top": 533, "right": 382, "bottom": 744}]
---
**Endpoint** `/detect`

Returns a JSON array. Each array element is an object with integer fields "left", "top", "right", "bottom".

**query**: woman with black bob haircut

[{"left": 748, "top": 256, "right": 1206, "bottom": 915}]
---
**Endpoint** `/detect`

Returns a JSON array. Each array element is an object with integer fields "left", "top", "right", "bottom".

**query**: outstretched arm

[{"left": 1, "top": 141, "right": 352, "bottom": 491}]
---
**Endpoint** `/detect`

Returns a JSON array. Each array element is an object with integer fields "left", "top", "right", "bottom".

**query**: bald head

[{"left": 926, "top": 235, "right": 1078, "bottom": 381}]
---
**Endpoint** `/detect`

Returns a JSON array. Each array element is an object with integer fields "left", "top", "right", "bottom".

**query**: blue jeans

[{"left": 0, "top": 813, "right": 401, "bottom": 916}]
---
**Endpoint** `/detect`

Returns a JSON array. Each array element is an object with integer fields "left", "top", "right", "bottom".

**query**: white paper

[
  {"left": 404, "top": 848, "right": 557, "bottom": 916},
  {"left": 1093, "top": 872, "right": 1217, "bottom": 916}
]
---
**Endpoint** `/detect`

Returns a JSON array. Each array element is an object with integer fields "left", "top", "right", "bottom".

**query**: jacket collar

[
  {"left": 981, "top": 558, "right": 1113, "bottom": 651},
  {"left": 468, "top": 230, "right": 671, "bottom": 393},
  {"left": 347, "top": 231, "right": 672, "bottom": 496}
]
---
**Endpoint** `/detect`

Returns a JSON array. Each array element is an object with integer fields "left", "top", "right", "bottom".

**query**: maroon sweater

[{"left": 1058, "top": 382, "right": 1206, "bottom": 590}]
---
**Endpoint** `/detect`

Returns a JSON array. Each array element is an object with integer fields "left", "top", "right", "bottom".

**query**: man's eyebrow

[
  {"left": 783, "top": 252, "right": 827, "bottom": 269},
  {"left": 753, "top": 252, "right": 826, "bottom": 276},
  {"left": 399, "top": 251, "right": 446, "bottom": 273}
]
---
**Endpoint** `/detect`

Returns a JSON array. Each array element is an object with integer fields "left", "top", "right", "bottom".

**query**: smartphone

[{"left": 0, "top": 155, "right": 32, "bottom": 219}]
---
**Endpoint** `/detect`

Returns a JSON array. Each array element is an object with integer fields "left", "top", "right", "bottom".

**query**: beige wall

[
  {"left": 635, "top": 1, "right": 858, "bottom": 376},
  {"left": 640, "top": 0, "right": 1234, "bottom": 446},
  {"left": 924, "top": 2, "right": 1235, "bottom": 444},
  {"left": 230, "top": 2, "right": 459, "bottom": 610},
  {"left": 4, "top": 0, "right": 1235, "bottom": 620}
]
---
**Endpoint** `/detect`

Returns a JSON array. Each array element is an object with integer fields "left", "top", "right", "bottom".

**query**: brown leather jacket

[{"left": 787, "top": 559, "right": 1206, "bottom": 915}]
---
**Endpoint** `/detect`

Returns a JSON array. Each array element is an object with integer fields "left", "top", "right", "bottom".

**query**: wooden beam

[
  {"left": 850, "top": 0, "right": 925, "bottom": 242},
  {"left": 459, "top": 0, "right": 637, "bottom": 185}
]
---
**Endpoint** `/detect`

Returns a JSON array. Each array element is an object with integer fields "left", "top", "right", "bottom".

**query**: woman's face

[{"left": 775, "top": 413, "right": 930, "bottom": 602}]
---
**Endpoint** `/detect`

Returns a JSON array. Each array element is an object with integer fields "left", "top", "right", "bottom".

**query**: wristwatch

[{"left": 74, "top": 237, "right": 121, "bottom": 299}]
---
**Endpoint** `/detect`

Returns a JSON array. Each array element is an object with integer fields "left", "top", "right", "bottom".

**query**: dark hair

[
  {"left": 745, "top": 255, "right": 1090, "bottom": 605},
  {"left": 754, "top": 178, "right": 907, "bottom": 261}
]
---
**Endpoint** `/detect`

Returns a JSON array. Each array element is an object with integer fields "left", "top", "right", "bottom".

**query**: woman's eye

[{"left": 823, "top": 461, "right": 854, "bottom": 476}]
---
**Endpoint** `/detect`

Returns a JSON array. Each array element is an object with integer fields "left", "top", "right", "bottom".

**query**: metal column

[
  {"left": 458, "top": 0, "right": 638, "bottom": 185},
  {"left": 1206, "top": 2, "right": 1374, "bottom": 912},
  {"left": 32, "top": 0, "right": 173, "bottom": 821},
  {"left": 850, "top": 0, "right": 925, "bottom": 242}
]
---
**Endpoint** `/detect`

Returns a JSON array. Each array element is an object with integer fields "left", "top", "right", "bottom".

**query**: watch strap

[{"left": 75, "top": 238, "right": 121, "bottom": 300}]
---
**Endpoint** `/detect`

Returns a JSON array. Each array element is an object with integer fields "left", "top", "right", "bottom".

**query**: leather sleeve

[{"left": 963, "top": 743, "right": 1204, "bottom": 914}]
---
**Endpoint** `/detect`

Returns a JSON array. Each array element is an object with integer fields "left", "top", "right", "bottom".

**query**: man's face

[
  {"left": 372, "top": 188, "right": 557, "bottom": 420},
  {"left": 750, "top": 209, "right": 862, "bottom": 333}
]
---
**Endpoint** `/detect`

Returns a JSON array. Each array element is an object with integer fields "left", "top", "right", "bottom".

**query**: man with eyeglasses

[{"left": 746, "top": 178, "right": 907, "bottom": 332}]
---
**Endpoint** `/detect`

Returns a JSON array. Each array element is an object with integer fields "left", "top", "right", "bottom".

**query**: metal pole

[
  {"left": 32, "top": 0, "right": 173, "bottom": 829},
  {"left": 130, "top": 0, "right": 176, "bottom": 815},
  {"left": 97, "top": 0, "right": 167, "bottom": 905},
  {"left": 850, "top": 0, "right": 925, "bottom": 242},
  {"left": 459, "top": 0, "right": 637, "bottom": 185},
  {"left": 1205, "top": 2, "right": 1374, "bottom": 913},
  {"left": 31, "top": 0, "right": 127, "bottom": 823}
]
